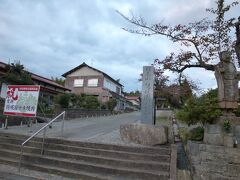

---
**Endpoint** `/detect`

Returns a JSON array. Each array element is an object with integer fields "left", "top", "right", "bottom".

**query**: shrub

[
  {"left": 176, "top": 89, "right": 222, "bottom": 126},
  {"left": 83, "top": 96, "right": 100, "bottom": 109},
  {"left": 55, "top": 93, "right": 101, "bottom": 110},
  {"left": 179, "top": 126, "right": 204, "bottom": 142},
  {"left": 107, "top": 98, "right": 118, "bottom": 112},
  {"left": 100, "top": 103, "right": 107, "bottom": 110},
  {"left": 178, "top": 128, "right": 190, "bottom": 143},
  {"left": 223, "top": 120, "right": 231, "bottom": 133},
  {"left": 234, "top": 106, "right": 240, "bottom": 117},
  {"left": 189, "top": 127, "right": 204, "bottom": 141},
  {"left": 37, "top": 102, "right": 55, "bottom": 116},
  {"left": 56, "top": 93, "right": 71, "bottom": 108}
]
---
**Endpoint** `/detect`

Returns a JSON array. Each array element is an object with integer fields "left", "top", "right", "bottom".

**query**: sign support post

[{"left": 4, "top": 116, "right": 8, "bottom": 129}]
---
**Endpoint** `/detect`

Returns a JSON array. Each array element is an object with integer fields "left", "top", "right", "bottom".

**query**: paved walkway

[{"left": 0, "top": 112, "right": 140, "bottom": 145}]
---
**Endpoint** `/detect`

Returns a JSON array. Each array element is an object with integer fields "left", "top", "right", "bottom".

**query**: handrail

[{"left": 18, "top": 111, "right": 65, "bottom": 172}]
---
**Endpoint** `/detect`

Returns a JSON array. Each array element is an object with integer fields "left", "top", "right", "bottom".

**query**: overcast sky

[{"left": 0, "top": 0, "right": 239, "bottom": 92}]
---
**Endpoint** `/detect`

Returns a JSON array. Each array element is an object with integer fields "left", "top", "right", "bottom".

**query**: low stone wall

[
  {"left": 186, "top": 141, "right": 240, "bottom": 180},
  {"left": 57, "top": 109, "right": 112, "bottom": 120},
  {"left": 120, "top": 123, "right": 168, "bottom": 145},
  {"left": 1, "top": 100, "right": 111, "bottom": 125},
  {"left": 170, "top": 144, "right": 177, "bottom": 180}
]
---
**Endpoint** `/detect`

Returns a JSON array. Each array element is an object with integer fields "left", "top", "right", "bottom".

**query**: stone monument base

[
  {"left": 186, "top": 141, "right": 240, "bottom": 180},
  {"left": 218, "top": 115, "right": 240, "bottom": 125},
  {"left": 203, "top": 123, "right": 240, "bottom": 147},
  {"left": 120, "top": 123, "right": 168, "bottom": 146}
]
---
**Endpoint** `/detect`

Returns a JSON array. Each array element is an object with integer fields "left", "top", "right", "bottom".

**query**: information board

[{"left": 3, "top": 85, "right": 40, "bottom": 117}]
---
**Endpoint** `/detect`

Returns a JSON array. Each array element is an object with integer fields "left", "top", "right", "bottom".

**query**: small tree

[
  {"left": 118, "top": 0, "right": 239, "bottom": 90},
  {"left": 125, "top": 90, "right": 141, "bottom": 96},
  {"left": 51, "top": 77, "right": 65, "bottom": 86},
  {"left": 1, "top": 61, "right": 34, "bottom": 85},
  {"left": 107, "top": 98, "right": 118, "bottom": 112},
  {"left": 83, "top": 96, "right": 100, "bottom": 109},
  {"left": 55, "top": 93, "right": 101, "bottom": 109},
  {"left": 55, "top": 93, "right": 71, "bottom": 108},
  {"left": 176, "top": 89, "right": 222, "bottom": 126},
  {"left": 155, "top": 73, "right": 197, "bottom": 108}
]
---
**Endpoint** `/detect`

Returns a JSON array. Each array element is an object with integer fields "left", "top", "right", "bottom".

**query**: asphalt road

[
  {"left": 59, "top": 111, "right": 140, "bottom": 141},
  {"left": 0, "top": 111, "right": 140, "bottom": 141}
]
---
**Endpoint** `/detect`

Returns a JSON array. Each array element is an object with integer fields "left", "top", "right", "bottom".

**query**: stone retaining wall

[
  {"left": 186, "top": 141, "right": 240, "bottom": 180},
  {"left": 57, "top": 108, "right": 112, "bottom": 120},
  {"left": 0, "top": 99, "right": 112, "bottom": 125}
]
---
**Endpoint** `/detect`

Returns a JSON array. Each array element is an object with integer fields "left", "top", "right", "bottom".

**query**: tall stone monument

[
  {"left": 141, "top": 66, "right": 154, "bottom": 124},
  {"left": 120, "top": 65, "right": 168, "bottom": 146},
  {"left": 205, "top": 51, "right": 240, "bottom": 146}
]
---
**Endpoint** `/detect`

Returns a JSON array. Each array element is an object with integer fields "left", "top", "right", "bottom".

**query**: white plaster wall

[
  {"left": 103, "top": 77, "right": 121, "bottom": 94},
  {"left": 0, "top": 83, "right": 7, "bottom": 98}
]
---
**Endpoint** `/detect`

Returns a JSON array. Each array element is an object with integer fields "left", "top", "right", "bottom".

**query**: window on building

[
  {"left": 74, "top": 79, "right": 84, "bottom": 87},
  {"left": 88, "top": 79, "right": 98, "bottom": 87},
  {"left": 116, "top": 87, "right": 121, "bottom": 94}
]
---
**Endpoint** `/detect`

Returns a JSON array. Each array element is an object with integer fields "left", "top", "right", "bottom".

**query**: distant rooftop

[
  {"left": 0, "top": 61, "right": 70, "bottom": 91},
  {"left": 62, "top": 62, "right": 123, "bottom": 87},
  {"left": 125, "top": 96, "right": 140, "bottom": 101}
]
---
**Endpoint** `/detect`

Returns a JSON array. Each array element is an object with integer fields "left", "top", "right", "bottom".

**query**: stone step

[
  {"left": 0, "top": 132, "right": 40, "bottom": 142},
  {"left": 46, "top": 143, "right": 170, "bottom": 162},
  {"left": 45, "top": 138, "right": 170, "bottom": 154},
  {"left": 0, "top": 136, "right": 42, "bottom": 147},
  {"left": 0, "top": 138, "right": 170, "bottom": 162},
  {"left": 0, "top": 132, "right": 171, "bottom": 179},
  {"left": 0, "top": 170, "right": 43, "bottom": 180},
  {"left": 0, "top": 156, "right": 107, "bottom": 180},
  {"left": 0, "top": 149, "right": 169, "bottom": 180},
  {"left": 0, "top": 132, "right": 170, "bottom": 154},
  {"left": 0, "top": 143, "right": 169, "bottom": 171},
  {"left": 44, "top": 150, "right": 169, "bottom": 171}
]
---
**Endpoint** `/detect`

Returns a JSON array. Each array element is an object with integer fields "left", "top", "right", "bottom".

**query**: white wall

[
  {"left": 103, "top": 78, "right": 121, "bottom": 95},
  {"left": 0, "top": 83, "right": 7, "bottom": 98}
]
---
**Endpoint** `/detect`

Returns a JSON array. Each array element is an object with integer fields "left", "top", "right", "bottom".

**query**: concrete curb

[{"left": 170, "top": 144, "right": 177, "bottom": 180}]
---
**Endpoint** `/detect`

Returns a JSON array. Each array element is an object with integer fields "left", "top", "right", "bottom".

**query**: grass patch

[
  {"left": 179, "top": 126, "right": 204, "bottom": 143},
  {"left": 156, "top": 116, "right": 169, "bottom": 126}
]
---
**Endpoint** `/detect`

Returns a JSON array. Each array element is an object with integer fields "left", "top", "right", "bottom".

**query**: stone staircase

[{"left": 0, "top": 132, "right": 173, "bottom": 180}]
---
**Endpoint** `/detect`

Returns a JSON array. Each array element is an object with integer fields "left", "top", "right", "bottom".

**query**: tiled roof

[
  {"left": 0, "top": 61, "right": 70, "bottom": 91},
  {"left": 125, "top": 96, "right": 140, "bottom": 100}
]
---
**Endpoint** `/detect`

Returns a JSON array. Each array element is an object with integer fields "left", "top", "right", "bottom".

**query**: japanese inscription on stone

[{"left": 141, "top": 66, "right": 154, "bottom": 124}]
